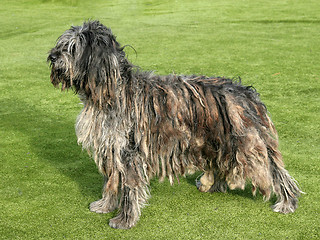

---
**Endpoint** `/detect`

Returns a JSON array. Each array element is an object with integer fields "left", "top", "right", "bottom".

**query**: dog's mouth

[
  {"left": 49, "top": 64, "right": 72, "bottom": 90},
  {"left": 48, "top": 52, "right": 73, "bottom": 90}
]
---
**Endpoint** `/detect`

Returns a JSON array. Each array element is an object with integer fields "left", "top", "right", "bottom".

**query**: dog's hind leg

[
  {"left": 226, "top": 127, "right": 302, "bottom": 213},
  {"left": 244, "top": 125, "right": 302, "bottom": 212},
  {"left": 90, "top": 170, "right": 119, "bottom": 213},
  {"left": 222, "top": 129, "right": 273, "bottom": 200},
  {"left": 269, "top": 151, "right": 302, "bottom": 213}
]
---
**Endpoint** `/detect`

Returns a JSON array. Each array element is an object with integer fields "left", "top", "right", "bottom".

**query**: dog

[{"left": 48, "top": 20, "right": 302, "bottom": 229}]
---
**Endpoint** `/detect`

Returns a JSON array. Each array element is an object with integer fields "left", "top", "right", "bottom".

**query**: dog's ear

[{"left": 76, "top": 22, "right": 121, "bottom": 107}]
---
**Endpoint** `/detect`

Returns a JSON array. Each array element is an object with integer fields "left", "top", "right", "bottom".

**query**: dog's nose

[{"left": 49, "top": 53, "right": 58, "bottom": 62}]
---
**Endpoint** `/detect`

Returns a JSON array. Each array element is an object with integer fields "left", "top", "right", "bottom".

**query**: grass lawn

[{"left": 1, "top": 0, "right": 319, "bottom": 239}]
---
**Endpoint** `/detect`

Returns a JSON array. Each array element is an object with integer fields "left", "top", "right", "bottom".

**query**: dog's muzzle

[{"left": 48, "top": 53, "right": 58, "bottom": 63}]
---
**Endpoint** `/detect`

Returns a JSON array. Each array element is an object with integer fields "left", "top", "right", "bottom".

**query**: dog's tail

[{"left": 269, "top": 150, "right": 303, "bottom": 213}]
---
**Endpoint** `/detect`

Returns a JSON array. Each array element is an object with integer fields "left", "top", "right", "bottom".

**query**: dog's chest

[
  {"left": 75, "top": 99, "right": 131, "bottom": 154},
  {"left": 75, "top": 103, "right": 99, "bottom": 150}
]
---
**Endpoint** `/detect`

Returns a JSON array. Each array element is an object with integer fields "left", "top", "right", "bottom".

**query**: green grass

[{"left": 1, "top": 0, "right": 319, "bottom": 239}]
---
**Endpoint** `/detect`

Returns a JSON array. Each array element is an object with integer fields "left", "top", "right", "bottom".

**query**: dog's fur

[{"left": 48, "top": 21, "right": 302, "bottom": 229}]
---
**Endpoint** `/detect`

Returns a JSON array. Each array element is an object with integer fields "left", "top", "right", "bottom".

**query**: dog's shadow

[{"left": 2, "top": 97, "right": 101, "bottom": 199}]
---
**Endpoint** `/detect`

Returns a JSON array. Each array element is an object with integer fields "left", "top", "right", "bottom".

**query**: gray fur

[{"left": 48, "top": 20, "right": 303, "bottom": 229}]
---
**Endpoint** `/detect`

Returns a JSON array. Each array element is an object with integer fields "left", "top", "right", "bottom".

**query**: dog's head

[{"left": 48, "top": 21, "right": 129, "bottom": 104}]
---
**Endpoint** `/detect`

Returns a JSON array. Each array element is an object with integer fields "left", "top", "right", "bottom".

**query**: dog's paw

[
  {"left": 109, "top": 214, "right": 137, "bottom": 229},
  {"left": 196, "top": 179, "right": 211, "bottom": 192},
  {"left": 89, "top": 198, "right": 117, "bottom": 214},
  {"left": 196, "top": 172, "right": 214, "bottom": 192}
]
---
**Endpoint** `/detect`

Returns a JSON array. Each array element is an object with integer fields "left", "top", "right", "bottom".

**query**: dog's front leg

[
  {"left": 90, "top": 170, "right": 119, "bottom": 213},
  {"left": 109, "top": 156, "right": 149, "bottom": 229}
]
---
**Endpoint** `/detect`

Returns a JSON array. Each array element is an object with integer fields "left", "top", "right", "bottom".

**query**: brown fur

[{"left": 48, "top": 21, "right": 302, "bottom": 229}]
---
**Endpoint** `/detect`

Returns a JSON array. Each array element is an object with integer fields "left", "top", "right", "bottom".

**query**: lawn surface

[{"left": 1, "top": 0, "right": 319, "bottom": 239}]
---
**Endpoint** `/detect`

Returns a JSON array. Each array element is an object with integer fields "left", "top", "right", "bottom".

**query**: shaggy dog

[{"left": 48, "top": 20, "right": 302, "bottom": 229}]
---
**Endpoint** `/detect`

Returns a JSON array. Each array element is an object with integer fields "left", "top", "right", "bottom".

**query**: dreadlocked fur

[{"left": 48, "top": 20, "right": 302, "bottom": 229}]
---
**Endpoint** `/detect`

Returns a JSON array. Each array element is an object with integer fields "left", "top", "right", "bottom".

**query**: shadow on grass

[{"left": 1, "top": 97, "right": 101, "bottom": 199}]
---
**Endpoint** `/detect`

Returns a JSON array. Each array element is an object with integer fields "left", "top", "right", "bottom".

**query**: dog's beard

[
  {"left": 49, "top": 56, "right": 75, "bottom": 90},
  {"left": 50, "top": 68, "right": 72, "bottom": 91}
]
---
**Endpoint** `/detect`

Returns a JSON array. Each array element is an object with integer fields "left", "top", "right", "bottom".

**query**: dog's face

[{"left": 48, "top": 21, "right": 122, "bottom": 94}]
